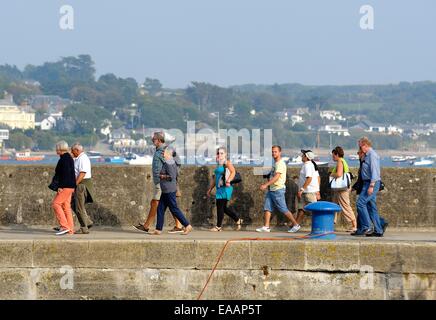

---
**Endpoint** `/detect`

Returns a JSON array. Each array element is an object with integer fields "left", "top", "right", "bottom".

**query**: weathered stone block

[
  {"left": 305, "top": 241, "right": 360, "bottom": 271},
  {"left": 195, "top": 240, "right": 251, "bottom": 270},
  {"left": 0, "top": 240, "right": 33, "bottom": 267},
  {"left": 142, "top": 240, "right": 197, "bottom": 269},
  {"left": 250, "top": 241, "right": 306, "bottom": 270}
]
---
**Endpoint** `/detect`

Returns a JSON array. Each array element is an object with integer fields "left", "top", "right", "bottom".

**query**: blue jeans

[
  {"left": 356, "top": 181, "right": 383, "bottom": 234},
  {"left": 156, "top": 192, "right": 190, "bottom": 231},
  {"left": 264, "top": 188, "right": 289, "bottom": 214}
]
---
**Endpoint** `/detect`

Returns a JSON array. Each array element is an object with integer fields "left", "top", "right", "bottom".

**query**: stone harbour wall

[{"left": 0, "top": 239, "right": 434, "bottom": 300}]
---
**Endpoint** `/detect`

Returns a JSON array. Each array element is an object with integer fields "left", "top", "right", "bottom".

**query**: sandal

[
  {"left": 209, "top": 226, "right": 222, "bottom": 232},
  {"left": 235, "top": 218, "right": 244, "bottom": 231}
]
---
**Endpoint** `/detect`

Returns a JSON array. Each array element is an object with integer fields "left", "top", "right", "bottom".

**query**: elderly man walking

[
  {"left": 71, "top": 143, "right": 95, "bottom": 234},
  {"left": 352, "top": 137, "right": 384, "bottom": 237}
]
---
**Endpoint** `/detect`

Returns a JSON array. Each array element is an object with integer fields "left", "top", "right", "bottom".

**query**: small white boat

[
  {"left": 287, "top": 155, "right": 303, "bottom": 166},
  {"left": 405, "top": 155, "right": 417, "bottom": 161},
  {"left": 412, "top": 158, "right": 434, "bottom": 167},
  {"left": 348, "top": 155, "right": 359, "bottom": 161},
  {"left": 391, "top": 156, "right": 407, "bottom": 162},
  {"left": 124, "top": 154, "right": 152, "bottom": 165}
]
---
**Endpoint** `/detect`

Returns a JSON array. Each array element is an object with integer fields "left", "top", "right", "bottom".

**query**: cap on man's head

[{"left": 301, "top": 149, "right": 315, "bottom": 160}]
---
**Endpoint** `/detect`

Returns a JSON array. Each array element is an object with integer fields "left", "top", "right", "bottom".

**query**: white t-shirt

[
  {"left": 74, "top": 152, "right": 92, "bottom": 179},
  {"left": 299, "top": 161, "right": 320, "bottom": 193}
]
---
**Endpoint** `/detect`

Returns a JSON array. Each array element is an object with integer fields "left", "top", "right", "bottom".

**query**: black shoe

[
  {"left": 53, "top": 226, "right": 61, "bottom": 232},
  {"left": 382, "top": 222, "right": 388, "bottom": 233},
  {"left": 351, "top": 232, "right": 366, "bottom": 237},
  {"left": 366, "top": 232, "right": 384, "bottom": 237},
  {"left": 351, "top": 228, "right": 372, "bottom": 236},
  {"left": 133, "top": 224, "right": 149, "bottom": 233},
  {"left": 87, "top": 223, "right": 94, "bottom": 229}
]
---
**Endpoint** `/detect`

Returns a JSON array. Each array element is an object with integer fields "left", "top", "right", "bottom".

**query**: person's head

[
  {"left": 301, "top": 149, "right": 315, "bottom": 163},
  {"left": 332, "top": 146, "right": 345, "bottom": 162},
  {"left": 272, "top": 145, "right": 282, "bottom": 161},
  {"left": 358, "top": 136, "right": 372, "bottom": 154},
  {"left": 71, "top": 143, "right": 84, "bottom": 158},
  {"left": 216, "top": 147, "right": 227, "bottom": 163},
  {"left": 163, "top": 147, "right": 174, "bottom": 161},
  {"left": 152, "top": 131, "right": 165, "bottom": 147},
  {"left": 55, "top": 140, "right": 69, "bottom": 155}
]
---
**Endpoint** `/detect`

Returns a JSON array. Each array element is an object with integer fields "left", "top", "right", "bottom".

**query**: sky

[{"left": 0, "top": 0, "right": 435, "bottom": 88}]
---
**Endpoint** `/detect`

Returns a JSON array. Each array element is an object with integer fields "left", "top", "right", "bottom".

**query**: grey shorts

[
  {"left": 297, "top": 192, "right": 317, "bottom": 211},
  {"left": 152, "top": 183, "right": 162, "bottom": 200}
]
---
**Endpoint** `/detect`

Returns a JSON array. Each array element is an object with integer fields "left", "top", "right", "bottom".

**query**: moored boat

[{"left": 15, "top": 151, "right": 45, "bottom": 161}]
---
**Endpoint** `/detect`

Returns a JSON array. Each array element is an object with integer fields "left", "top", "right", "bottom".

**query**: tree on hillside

[{"left": 143, "top": 78, "right": 162, "bottom": 96}]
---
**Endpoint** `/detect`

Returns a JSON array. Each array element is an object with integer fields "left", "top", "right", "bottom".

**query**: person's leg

[
  {"left": 356, "top": 183, "right": 372, "bottom": 233},
  {"left": 144, "top": 200, "right": 159, "bottom": 229},
  {"left": 155, "top": 193, "right": 169, "bottom": 231},
  {"left": 332, "top": 191, "right": 339, "bottom": 224},
  {"left": 173, "top": 216, "right": 183, "bottom": 229},
  {"left": 264, "top": 211, "right": 272, "bottom": 227},
  {"left": 367, "top": 181, "right": 383, "bottom": 234},
  {"left": 75, "top": 184, "right": 92, "bottom": 231},
  {"left": 167, "top": 192, "right": 190, "bottom": 227},
  {"left": 143, "top": 184, "right": 161, "bottom": 229},
  {"left": 256, "top": 192, "right": 273, "bottom": 232},
  {"left": 215, "top": 199, "right": 226, "bottom": 228},
  {"left": 52, "top": 189, "right": 71, "bottom": 232},
  {"left": 337, "top": 190, "right": 357, "bottom": 230},
  {"left": 223, "top": 200, "right": 239, "bottom": 222},
  {"left": 62, "top": 188, "right": 75, "bottom": 234}
]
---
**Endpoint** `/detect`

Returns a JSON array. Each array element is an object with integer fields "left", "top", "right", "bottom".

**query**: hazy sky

[{"left": 1, "top": 0, "right": 435, "bottom": 88}]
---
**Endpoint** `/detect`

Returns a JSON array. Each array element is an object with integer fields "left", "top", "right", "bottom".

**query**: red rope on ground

[{"left": 197, "top": 232, "right": 335, "bottom": 300}]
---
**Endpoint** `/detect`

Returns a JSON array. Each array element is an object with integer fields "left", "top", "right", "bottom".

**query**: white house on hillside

[
  {"left": 319, "top": 123, "right": 350, "bottom": 136},
  {"left": 320, "top": 110, "right": 346, "bottom": 121}
]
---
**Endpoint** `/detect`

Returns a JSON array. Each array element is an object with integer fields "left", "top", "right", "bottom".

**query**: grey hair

[
  {"left": 153, "top": 131, "right": 165, "bottom": 143},
  {"left": 55, "top": 140, "right": 69, "bottom": 151},
  {"left": 71, "top": 143, "right": 84, "bottom": 152}
]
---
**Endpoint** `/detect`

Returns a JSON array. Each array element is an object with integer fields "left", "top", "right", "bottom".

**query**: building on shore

[{"left": 0, "top": 92, "right": 35, "bottom": 130}]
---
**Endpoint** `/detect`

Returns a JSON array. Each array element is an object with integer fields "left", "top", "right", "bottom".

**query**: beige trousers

[{"left": 332, "top": 189, "right": 356, "bottom": 223}]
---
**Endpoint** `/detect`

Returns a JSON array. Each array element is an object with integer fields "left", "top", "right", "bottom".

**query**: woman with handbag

[
  {"left": 206, "top": 147, "right": 243, "bottom": 231},
  {"left": 330, "top": 146, "right": 357, "bottom": 232},
  {"left": 51, "top": 141, "right": 76, "bottom": 235}
]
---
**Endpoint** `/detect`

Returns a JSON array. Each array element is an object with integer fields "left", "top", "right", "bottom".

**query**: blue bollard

[{"left": 304, "top": 201, "right": 341, "bottom": 240}]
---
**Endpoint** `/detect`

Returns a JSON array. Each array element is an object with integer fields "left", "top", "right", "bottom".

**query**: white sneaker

[
  {"left": 287, "top": 224, "right": 301, "bottom": 233},
  {"left": 55, "top": 228, "right": 70, "bottom": 236},
  {"left": 256, "top": 226, "right": 271, "bottom": 233}
]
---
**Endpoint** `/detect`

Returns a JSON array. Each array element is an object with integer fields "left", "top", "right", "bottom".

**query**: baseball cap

[{"left": 301, "top": 149, "right": 315, "bottom": 160}]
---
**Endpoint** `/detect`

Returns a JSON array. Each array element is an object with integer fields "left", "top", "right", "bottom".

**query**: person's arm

[
  {"left": 370, "top": 152, "right": 380, "bottom": 184},
  {"left": 225, "top": 161, "right": 236, "bottom": 187},
  {"left": 331, "top": 160, "right": 343, "bottom": 178},
  {"left": 76, "top": 172, "right": 86, "bottom": 185},
  {"left": 297, "top": 165, "right": 314, "bottom": 198},
  {"left": 207, "top": 174, "right": 216, "bottom": 197},
  {"left": 260, "top": 172, "right": 281, "bottom": 190},
  {"left": 368, "top": 152, "right": 380, "bottom": 195},
  {"left": 165, "top": 164, "right": 177, "bottom": 182}
]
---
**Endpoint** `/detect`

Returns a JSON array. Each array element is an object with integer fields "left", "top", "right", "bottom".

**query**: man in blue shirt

[{"left": 352, "top": 137, "right": 384, "bottom": 237}]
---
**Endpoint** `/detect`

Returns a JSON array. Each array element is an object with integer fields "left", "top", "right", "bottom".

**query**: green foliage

[
  {"left": 63, "top": 104, "right": 113, "bottom": 134},
  {"left": 143, "top": 78, "right": 162, "bottom": 96},
  {"left": 6, "top": 131, "right": 33, "bottom": 150}
]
